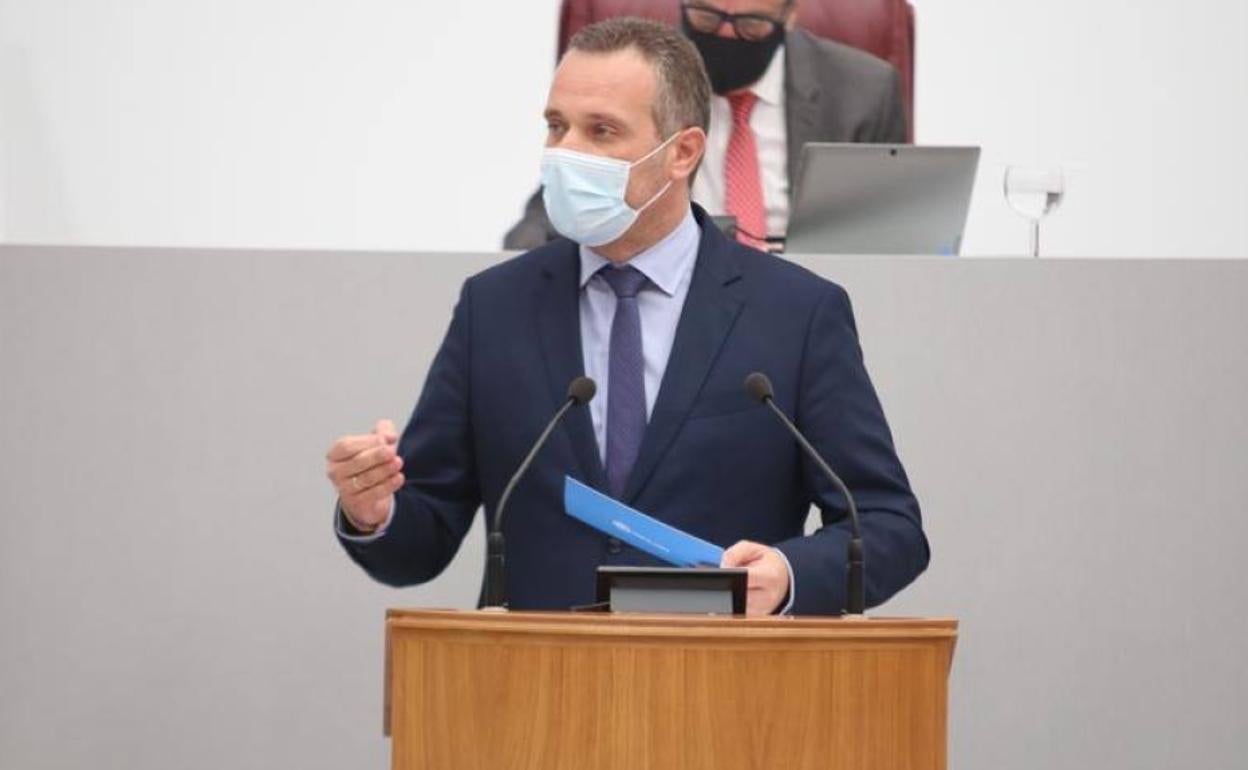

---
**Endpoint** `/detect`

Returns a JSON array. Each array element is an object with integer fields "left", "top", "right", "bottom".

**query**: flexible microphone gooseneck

[
  {"left": 483, "top": 376, "right": 597, "bottom": 609},
  {"left": 744, "top": 372, "right": 866, "bottom": 616}
]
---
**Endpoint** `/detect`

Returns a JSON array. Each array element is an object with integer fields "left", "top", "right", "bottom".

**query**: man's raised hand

[{"left": 325, "top": 419, "right": 403, "bottom": 532}]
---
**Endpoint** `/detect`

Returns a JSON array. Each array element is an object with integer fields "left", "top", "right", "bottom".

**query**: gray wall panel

[{"left": 2, "top": 246, "right": 1246, "bottom": 769}]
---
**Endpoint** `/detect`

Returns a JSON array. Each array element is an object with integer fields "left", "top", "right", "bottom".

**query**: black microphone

[
  {"left": 483, "top": 376, "right": 597, "bottom": 609},
  {"left": 744, "top": 372, "right": 866, "bottom": 615}
]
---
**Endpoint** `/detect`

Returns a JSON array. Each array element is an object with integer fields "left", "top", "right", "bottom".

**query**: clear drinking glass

[{"left": 1004, "top": 166, "right": 1065, "bottom": 257}]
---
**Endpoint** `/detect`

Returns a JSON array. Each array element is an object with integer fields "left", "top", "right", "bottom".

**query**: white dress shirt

[{"left": 691, "top": 45, "right": 790, "bottom": 238}]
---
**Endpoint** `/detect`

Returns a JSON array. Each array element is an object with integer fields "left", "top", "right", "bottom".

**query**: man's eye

[{"left": 593, "top": 124, "right": 614, "bottom": 138}]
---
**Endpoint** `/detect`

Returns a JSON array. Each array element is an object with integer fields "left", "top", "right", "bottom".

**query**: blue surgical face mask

[{"left": 540, "top": 133, "right": 678, "bottom": 247}]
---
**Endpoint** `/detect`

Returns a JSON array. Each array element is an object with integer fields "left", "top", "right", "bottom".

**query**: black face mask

[{"left": 682, "top": 18, "right": 786, "bottom": 95}]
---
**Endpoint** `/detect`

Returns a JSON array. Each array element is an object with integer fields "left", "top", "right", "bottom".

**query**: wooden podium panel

[{"left": 385, "top": 610, "right": 957, "bottom": 770}]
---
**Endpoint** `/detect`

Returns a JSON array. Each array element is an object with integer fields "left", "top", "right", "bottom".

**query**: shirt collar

[
  {"left": 578, "top": 208, "right": 700, "bottom": 297},
  {"left": 751, "top": 43, "right": 786, "bottom": 107}
]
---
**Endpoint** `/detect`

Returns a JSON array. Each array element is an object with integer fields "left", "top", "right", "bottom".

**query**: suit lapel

[
  {"left": 621, "top": 212, "right": 745, "bottom": 504},
  {"left": 537, "top": 244, "right": 607, "bottom": 490},
  {"left": 784, "top": 29, "right": 823, "bottom": 203}
]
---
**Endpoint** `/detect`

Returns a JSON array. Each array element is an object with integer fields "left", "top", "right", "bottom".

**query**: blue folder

[{"left": 563, "top": 476, "right": 724, "bottom": 568}]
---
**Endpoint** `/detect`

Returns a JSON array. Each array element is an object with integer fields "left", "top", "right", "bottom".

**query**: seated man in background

[{"left": 504, "top": 0, "right": 908, "bottom": 250}]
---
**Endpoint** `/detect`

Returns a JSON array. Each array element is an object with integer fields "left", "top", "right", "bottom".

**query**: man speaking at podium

[{"left": 324, "top": 18, "right": 927, "bottom": 616}]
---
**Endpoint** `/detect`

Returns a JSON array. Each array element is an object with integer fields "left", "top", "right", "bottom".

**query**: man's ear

[{"left": 669, "top": 127, "right": 707, "bottom": 184}]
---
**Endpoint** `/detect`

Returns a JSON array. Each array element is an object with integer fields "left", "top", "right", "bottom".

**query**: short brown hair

[{"left": 567, "top": 17, "right": 711, "bottom": 139}]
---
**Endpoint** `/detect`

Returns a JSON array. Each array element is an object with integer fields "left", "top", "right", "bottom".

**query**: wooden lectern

[{"left": 385, "top": 609, "right": 957, "bottom": 770}]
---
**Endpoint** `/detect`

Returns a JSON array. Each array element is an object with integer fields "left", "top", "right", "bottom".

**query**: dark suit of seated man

[
  {"left": 325, "top": 17, "right": 927, "bottom": 616},
  {"left": 503, "top": 0, "right": 908, "bottom": 252}
]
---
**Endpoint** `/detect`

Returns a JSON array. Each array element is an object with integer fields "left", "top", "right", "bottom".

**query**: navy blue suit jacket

[{"left": 339, "top": 206, "right": 928, "bottom": 614}]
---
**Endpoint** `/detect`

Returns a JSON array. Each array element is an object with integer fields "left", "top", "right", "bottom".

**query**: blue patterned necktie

[{"left": 600, "top": 265, "right": 649, "bottom": 499}]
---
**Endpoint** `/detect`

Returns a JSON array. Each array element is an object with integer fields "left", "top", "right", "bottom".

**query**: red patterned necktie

[{"left": 724, "top": 91, "right": 767, "bottom": 249}]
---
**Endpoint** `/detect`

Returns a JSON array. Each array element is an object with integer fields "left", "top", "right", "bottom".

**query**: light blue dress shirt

[
  {"left": 577, "top": 210, "right": 794, "bottom": 613},
  {"left": 578, "top": 210, "right": 700, "bottom": 461},
  {"left": 342, "top": 208, "right": 795, "bottom": 613}
]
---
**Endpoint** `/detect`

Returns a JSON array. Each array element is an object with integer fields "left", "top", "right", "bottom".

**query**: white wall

[
  {"left": 0, "top": 0, "right": 1246, "bottom": 254},
  {"left": 913, "top": 0, "right": 1248, "bottom": 257},
  {"left": 0, "top": 0, "right": 563, "bottom": 251}
]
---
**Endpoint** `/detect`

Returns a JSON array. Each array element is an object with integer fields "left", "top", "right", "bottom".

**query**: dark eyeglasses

[{"left": 681, "top": 2, "right": 793, "bottom": 43}]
